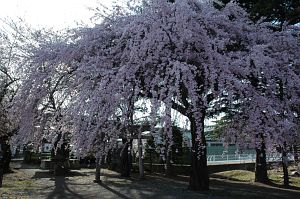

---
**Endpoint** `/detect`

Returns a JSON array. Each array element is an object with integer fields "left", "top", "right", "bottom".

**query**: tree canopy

[{"left": 10, "top": 0, "right": 300, "bottom": 190}]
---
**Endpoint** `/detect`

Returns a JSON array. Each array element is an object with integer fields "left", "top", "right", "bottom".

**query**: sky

[{"left": 0, "top": 0, "right": 114, "bottom": 29}]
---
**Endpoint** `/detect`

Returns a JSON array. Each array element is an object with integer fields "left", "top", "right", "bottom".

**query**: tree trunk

[
  {"left": 282, "top": 148, "right": 289, "bottom": 187},
  {"left": 120, "top": 139, "right": 131, "bottom": 177},
  {"left": 189, "top": 116, "right": 209, "bottom": 191},
  {"left": 94, "top": 157, "right": 102, "bottom": 183},
  {"left": 165, "top": 149, "right": 174, "bottom": 176},
  {"left": 1, "top": 142, "right": 11, "bottom": 174},
  {"left": 0, "top": 167, "right": 3, "bottom": 188},
  {"left": 129, "top": 139, "right": 133, "bottom": 172},
  {"left": 255, "top": 140, "right": 269, "bottom": 183},
  {"left": 138, "top": 133, "right": 144, "bottom": 179},
  {"left": 0, "top": 152, "right": 3, "bottom": 187}
]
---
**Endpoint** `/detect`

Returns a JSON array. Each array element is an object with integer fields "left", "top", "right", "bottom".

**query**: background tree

[
  {"left": 214, "top": 0, "right": 300, "bottom": 184},
  {"left": 220, "top": 0, "right": 300, "bottom": 30},
  {"left": 0, "top": 20, "right": 23, "bottom": 174}
]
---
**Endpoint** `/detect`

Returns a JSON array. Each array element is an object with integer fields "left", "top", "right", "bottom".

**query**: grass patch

[
  {"left": 2, "top": 179, "right": 36, "bottom": 189},
  {"left": 212, "top": 165, "right": 300, "bottom": 188},
  {"left": 268, "top": 166, "right": 300, "bottom": 188},
  {"left": 0, "top": 170, "right": 38, "bottom": 198},
  {"left": 0, "top": 179, "right": 37, "bottom": 197},
  {"left": 211, "top": 170, "right": 255, "bottom": 182}
]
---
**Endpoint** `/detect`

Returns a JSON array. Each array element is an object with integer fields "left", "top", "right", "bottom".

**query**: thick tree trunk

[
  {"left": 282, "top": 149, "right": 289, "bottom": 187},
  {"left": 51, "top": 133, "right": 70, "bottom": 176},
  {"left": 255, "top": 141, "right": 269, "bottom": 183},
  {"left": 1, "top": 142, "right": 11, "bottom": 174},
  {"left": 120, "top": 139, "right": 131, "bottom": 177},
  {"left": 189, "top": 116, "right": 209, "bottom": 191},
  {"left": 94, "top": 158, "right": 102, "bottom": 183}
]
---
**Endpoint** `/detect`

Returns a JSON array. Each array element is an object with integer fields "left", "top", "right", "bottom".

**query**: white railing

[
  {"left": 207, "top": 153, "right": 286, "bottom": 164},
  {"left": 207, "top": 154, "right": 255, "bottom": 164}
]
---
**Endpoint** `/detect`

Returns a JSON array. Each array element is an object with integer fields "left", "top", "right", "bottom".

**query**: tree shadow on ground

[
  {"left": 84, "top": 171, "right": 120, "bottom": 178},
  {"left": 210, "top": 173, "right": 300, "bottom": 191},
  {"left": 267, "top": 179, "right": 300, "bottom": 191},
  {"left": 96, "top": 182, "right": 131, "bottom": 199},
  {"left": 21, "top": 167, "right": 300, "bottom": 199},
  {"left": 84, "top": 170, "right": 140, "bottom": 180},
  {"left": 209, "top": 178, "right": 300, "bottom": 199},
  {"left": 3, "top": 169, "right": 15, "bottom": 174},
  {"left": 98, "top": 173, "right": 208, "bottom": 199},
  {"left": 19, "top": 162, "right": 41, "bottom": 169},
  {"left": 32, "top": 171, "right": 87, "bottom": 179},
  {"left": 46, "top": 176, "right": 84, "bottom": 199},
  {"left": 139, "top": 173, "right": 300, "bottom": 199}
]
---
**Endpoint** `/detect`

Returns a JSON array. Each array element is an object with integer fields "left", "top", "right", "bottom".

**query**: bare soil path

[{"left": 1, "top": 161, "right": 299, "bottom": 199}]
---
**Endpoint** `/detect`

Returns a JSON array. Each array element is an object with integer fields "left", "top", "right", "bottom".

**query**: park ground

[{"left": 0, "top": 161, "right": 300, "bottom": 199}]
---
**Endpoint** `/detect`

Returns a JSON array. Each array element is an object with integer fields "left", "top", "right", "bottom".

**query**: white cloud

[{"left": 0, "top": 0, "right": 114, "bottom": 29}]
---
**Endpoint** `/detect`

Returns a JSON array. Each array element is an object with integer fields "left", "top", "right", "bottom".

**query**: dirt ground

[{"left": 0, "top": 161, "right": 300, "bottom": 199}]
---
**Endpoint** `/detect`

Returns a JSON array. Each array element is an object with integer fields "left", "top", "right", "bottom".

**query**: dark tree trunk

[
  {"left": 0, "top": 145, "right": 3, "bottom": 187},
  {"left": 165, "top": 149, "right": 174, "bottom": 176},
  {"left": 51, "top": 134, "right": 70, "bottom": 176},
  {"left": 282, "top": 148, "right": 289, "bottom": 187},
  {"left": 138, "top": 134, "right": 144, "bottom": 179},
  {"left": 0, "top": 167, "right": 3, "bottom": 187},
  {"left": 94, "top": 157, "right": 102, "bottom": 183},
  {"left": 189, "top": 116, "right": 209, "bottom": 191},
  {"left": 1, "top": 142, "right": 11, "bottom": 174},
  {"left": 255, "top": 140, "right": 269, "bottom": 183},
  {"left": 120, "top": 139, "right": 131, "bottom": 177}
]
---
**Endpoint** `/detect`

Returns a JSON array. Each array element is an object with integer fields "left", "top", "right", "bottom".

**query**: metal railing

[{"left": 207, "top": 153, "right": 285, "bottom": 164}]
